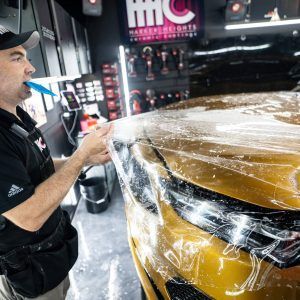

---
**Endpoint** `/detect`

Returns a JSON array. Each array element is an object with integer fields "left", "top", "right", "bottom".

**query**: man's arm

[
  {"left": 3, "top": 125, "right": 112, "bottom": 232},
  {"left": 52, "top": 158, "right": 68, "bottom": 172}
]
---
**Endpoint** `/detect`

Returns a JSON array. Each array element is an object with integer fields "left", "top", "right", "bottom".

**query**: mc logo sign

[{"left": 126, "top": 0, "right": 196, "bottom": 28}]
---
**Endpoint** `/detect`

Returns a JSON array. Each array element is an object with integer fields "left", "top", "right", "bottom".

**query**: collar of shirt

[{"left": 0, "top": 106, "right": 37, "bottom": 132}]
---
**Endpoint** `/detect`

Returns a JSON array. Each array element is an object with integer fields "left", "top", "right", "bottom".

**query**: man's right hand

[{"left": 77, "top": 124, "right": 114, "bottom": 166}]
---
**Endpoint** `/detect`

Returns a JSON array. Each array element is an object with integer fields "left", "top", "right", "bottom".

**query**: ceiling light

[
  {"left": 232, "top": 3, "right": 243, "bottom": 13},
  {"left": 225, "top": 18, "right": 300, "bottom": 30}
]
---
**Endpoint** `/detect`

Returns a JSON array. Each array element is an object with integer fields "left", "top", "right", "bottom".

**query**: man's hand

[
  {"left": 85, "top": 150, "right": 111, "bottom": 166},
  {"left": 77, "top": 124, "right": 114, "bottom": 166}
]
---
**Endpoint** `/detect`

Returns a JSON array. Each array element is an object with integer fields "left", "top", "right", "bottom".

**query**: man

[{"left": 0, "top": 26, "right": 113, "bottom": 299}]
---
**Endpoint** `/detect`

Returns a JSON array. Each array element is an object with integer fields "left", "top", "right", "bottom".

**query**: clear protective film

[{"left": 108, "top": 92, "right": 300, "bottom": 299}]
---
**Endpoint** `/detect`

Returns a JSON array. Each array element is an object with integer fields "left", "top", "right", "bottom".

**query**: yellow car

[{"left": 110, "top": 92, "right": 300, "bottom": 300}]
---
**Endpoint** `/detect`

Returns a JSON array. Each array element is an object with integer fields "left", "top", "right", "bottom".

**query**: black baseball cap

[{"left": 0, "top": 25, "right": 40, "bottom": 51}]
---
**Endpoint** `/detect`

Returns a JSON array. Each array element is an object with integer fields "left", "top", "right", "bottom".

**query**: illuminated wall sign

[{"left": 119, "top": 0, "right": 203, "bottom": 44}]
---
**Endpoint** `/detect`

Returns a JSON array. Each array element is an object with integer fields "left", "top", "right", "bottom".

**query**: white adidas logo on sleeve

[
  {"left": 8, "top": 184, "right": 24, "bottom": 198},
  {"left": 0, "top": 26, "right": 10, "bottom": 35}
]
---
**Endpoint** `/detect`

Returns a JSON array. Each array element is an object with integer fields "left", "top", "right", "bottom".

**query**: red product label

[
  {"left": 106, "top": 89, "right": 119, "bottom": 98},
  {"left": 109, "top": 112, "right": 118, "bottom": 120},
  {"left": 102, "top": 64, "right": 118, "bottom": 74},
  {"left": 107, "top": 100, "right": 117, "bottom": 110}
]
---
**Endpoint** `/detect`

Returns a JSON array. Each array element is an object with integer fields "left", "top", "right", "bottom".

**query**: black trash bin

[{"left": 79, "top": 177, "right": 109, "bottom": 214}]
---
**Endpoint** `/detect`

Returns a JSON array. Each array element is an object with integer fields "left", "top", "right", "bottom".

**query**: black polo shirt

[
  {"left": 0, "top": 106, "right": 61, "bottom": 251},
  {"left": 0, "top": 107, "right": 36, "bottom": 213}
]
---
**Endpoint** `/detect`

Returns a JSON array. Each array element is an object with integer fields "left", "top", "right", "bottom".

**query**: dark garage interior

[{"left": 0, "top": 0, "right": 299, "bottom": 299}]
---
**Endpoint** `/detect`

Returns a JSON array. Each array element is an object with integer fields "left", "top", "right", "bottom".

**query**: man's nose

[{"left": 25, "top": 61, "right": 36, "bottom": 76}]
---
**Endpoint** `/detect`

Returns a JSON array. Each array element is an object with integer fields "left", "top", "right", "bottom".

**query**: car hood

[{"left": 110, "top": 92, "right": 300, "bottom": 211}]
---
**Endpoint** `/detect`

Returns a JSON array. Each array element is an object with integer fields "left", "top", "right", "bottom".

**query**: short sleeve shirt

[
  {"left": 0, "top": 106, "right": 61, "bottom": 250},
  {"left": 0, "top": 107, "right": 41, "bottom": 213}
]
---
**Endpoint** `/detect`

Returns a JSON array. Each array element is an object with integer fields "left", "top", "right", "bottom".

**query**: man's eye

[{"left": 13, "top": 56, "right": 23, "bottom": 62}]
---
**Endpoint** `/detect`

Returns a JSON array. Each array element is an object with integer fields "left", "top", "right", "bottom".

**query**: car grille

[{"left": 166, "top": 278, "right": 213, "bottom": 300}]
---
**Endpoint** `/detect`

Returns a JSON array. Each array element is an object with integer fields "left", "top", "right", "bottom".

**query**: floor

[{"left": 66, "top": 181, "right": 141, "bottom": 300}]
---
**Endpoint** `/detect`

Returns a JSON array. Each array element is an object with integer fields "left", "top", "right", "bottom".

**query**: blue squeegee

[{"left": 24, "top": 81, "right": 57, "bottom": 97}]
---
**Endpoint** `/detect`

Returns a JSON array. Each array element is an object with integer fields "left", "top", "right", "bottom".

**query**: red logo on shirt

[{"left": 35, "top": 137, "right": 46, "bottom": 152}]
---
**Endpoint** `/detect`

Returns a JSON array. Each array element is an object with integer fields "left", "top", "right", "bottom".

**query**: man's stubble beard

[
  {"left": 19, "top": 87, "right": 32, "bottom": 101},
  {"left": 23, "top": 91, "right": 32, "bottom": 100}
]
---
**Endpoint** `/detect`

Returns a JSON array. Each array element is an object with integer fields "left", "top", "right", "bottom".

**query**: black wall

[
  {"left": 56, "top": 0, "right": 85, "bottom": 24},
  {"left": 54, "top": 0, "right": 122, "bottom": 71},
  {"left": 85, "top": 0, "right": 121, "bottom": 71}
]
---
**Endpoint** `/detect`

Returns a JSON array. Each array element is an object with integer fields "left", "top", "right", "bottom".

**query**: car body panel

[
  {"left": 126, "top": 199, "right": 300, "bottom": 299},
  {"left": 109, "top": 92, "right": 300, "bottom": 299}
]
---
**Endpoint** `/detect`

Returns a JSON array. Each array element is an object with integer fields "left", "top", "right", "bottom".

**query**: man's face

[{"left": 0, "top": 45, "right": 36, "bottom": 105}]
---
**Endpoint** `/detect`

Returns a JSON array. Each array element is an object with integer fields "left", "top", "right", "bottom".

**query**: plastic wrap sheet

[{"left": 108, "top": 92, "right": 300, "bottom": 299}]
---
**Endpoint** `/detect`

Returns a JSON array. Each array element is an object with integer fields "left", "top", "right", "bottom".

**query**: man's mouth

[{"left": 23, "top": 83, "right": 32, "bottom": 94}]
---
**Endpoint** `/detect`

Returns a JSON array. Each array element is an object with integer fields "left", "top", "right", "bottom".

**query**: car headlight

[
  {"left": 112, "top": 141, "right": 158, "bottom": 214},
  {"left": 166, "top": 178, "right": 300, "bottom": 269}
]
